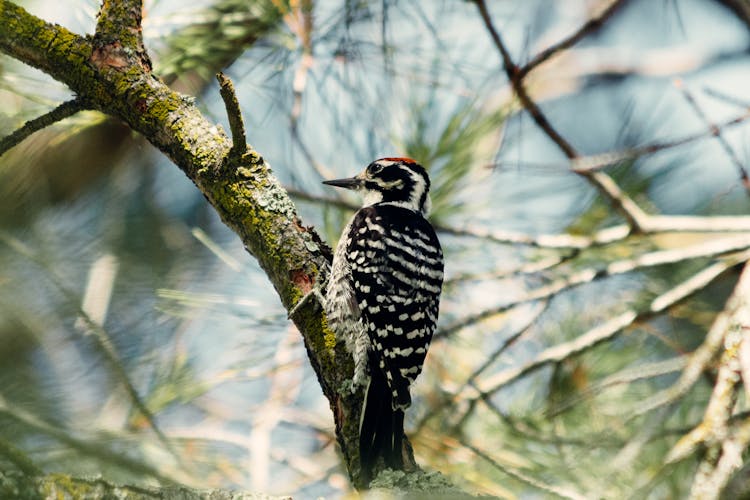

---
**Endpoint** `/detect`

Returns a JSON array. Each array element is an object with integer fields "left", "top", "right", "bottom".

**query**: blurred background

[{"left": 2, "top": 0, "right": 750, "bottom": 497}]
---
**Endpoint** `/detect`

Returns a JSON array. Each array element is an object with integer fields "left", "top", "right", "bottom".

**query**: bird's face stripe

[{"left": 332, "top": 158, "right": 432, "bottom": 215}]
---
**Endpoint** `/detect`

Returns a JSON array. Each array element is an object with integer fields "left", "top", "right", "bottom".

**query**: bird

[{"left": 322, "top": 157, "right": 444, "bottom": 482}]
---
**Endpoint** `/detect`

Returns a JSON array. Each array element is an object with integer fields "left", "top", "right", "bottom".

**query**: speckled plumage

[{"left": 323, "top": 158, "right": 443, "bottom": 477}]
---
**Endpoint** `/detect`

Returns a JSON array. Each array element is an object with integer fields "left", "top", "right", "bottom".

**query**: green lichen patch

[{"left": 321, "top": 315, "right": 337, "bottom": 351}]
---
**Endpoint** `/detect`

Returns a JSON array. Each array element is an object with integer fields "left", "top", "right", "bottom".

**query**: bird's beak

[{"left": 322, "top": 176, "right": 363, "bottom": 190}]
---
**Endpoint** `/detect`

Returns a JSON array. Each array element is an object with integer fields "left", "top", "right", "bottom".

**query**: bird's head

[{"left": 323, "top": 157, "right": 432, "bottom": 215}]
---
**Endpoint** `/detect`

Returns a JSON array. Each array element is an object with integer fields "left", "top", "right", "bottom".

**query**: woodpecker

[{"left": 323, "top": 157, "right": 444, "bottom": 481}]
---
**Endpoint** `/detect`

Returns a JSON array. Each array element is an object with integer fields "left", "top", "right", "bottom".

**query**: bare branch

[
  {"left": 635, "top": 260, "right": 750, "bottom": 421},
  {"left": 440, "top": 234, "right": 750, "bottom": 337},
  {"left": 462, "top": 439, "right": 587, "bottom": 500},
  {"left": 437, "top": 222, "right": 629, "bottom": 249},
  {"left": 546, "top": 357, "right": 687, "bottom": 418},
  {"left": 458, "top": 249, "right": 750, "bottom": 400},
  {"left": 473, "top": 0, "right": 575, "bottom": 158},
  {"left": 640, "top": 215, "right": 750, "bottom": 233},
  {"left": 661, "top": 261, "right": 750, "bottom": 493},
  {"left": 518, "top": 0, "right": 630, "bottom": 79},
  {"left": 675, "top": 79, "right": 750, "bottom": 194},
  {"left": 0, "top": 98, "right": 86, "bottom": 158},
  {"left": 217, "top": 72, "right": 248, "bottom": 157},
  {"left": 472, "top": 0, "right": 648, "bottom": 232},
  {"left": 570, "top": 110, "right": 750, "bottom": 174},
  {"left": 458, "top": 302, "right": 548, "bottom": 391}
]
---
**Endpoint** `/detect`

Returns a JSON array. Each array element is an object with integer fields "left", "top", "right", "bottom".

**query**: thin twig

[
  {"left": 0, "top": 98, "right": 86, "bottom": 158},
  {"left": 490, "top": 108, "right": 750, "bottom": 181},
  {"left": 546, "top": 357, "right": 687, "bottom": 418},
  {"left": 458, "top": 249, "right": 750, "bottom": 400},
  {"left": 440, "top": 234, "right": 750, "bottom": 337},
  {"left": 570, "top": 110, "right": 750, "bottom": 174},
  {"left": 703, "top": 86, "right": 749, "bottom": 109},
  {"left": 289, "top": 186, "right": 635, "bottom": 248},
  {"left": 444, "top": 256, "right": 567, "bottom": 285},
  {"left": 290, "top": 126, "right": 339, "bottom": 181},
  {"left": 473, "top": 0, "right": 575, "bottom": 158},
  {"left": 675, "top": 79, "right": 750, "bottom": 194},
  {"left": 436, "top": 222, "right": 629, "bottom": 249},
  {"left": 217, "top": 72, "right": 247, "bottom": 156},
  {"left": 462, "top": 439, "right": 587, "bottom": 500},
  {"left": 518, "top": 0, "right": 630, "bottom": 79},
  {"left": 472, "top": 0, "right": 647, "bottom": 232},
  {"left": 443, "top": 302, "right": 549, "bottom": 431},
  {"left": 0, "top": 233, "right": 183, "bottom": 466},
  {"left": 0, "top": 394, "right": 175, "bottom": 483},
  {"left": 294, "top": 182, "right": 750, "bottom": 255}
]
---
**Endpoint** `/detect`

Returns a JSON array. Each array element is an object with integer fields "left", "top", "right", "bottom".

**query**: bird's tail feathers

[{"left": 359, "top": 366, "right": 404, "bottom": 484}]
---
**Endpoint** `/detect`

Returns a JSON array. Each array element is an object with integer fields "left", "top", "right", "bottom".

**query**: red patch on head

[{"left": 381, "top": 157, "right": 417, "bottom": 164}]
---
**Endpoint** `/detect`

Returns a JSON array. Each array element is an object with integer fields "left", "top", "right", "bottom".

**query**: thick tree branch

[
  {"left": 96, "top": 0, "right": 143, "bottom": 38},
  {"left": 0, "top": 469, "right": 291, "bottom": 500},
  {"left": 0, "top": 0, "right": 379, "bottom": 488},
  {"left": 95, "top": 0, "right": 151, "bottom": 70}
]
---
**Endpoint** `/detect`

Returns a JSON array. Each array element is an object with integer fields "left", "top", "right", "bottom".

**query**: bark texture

[{"left": 0, "top": 0, "right": 381, "bottom": 488}]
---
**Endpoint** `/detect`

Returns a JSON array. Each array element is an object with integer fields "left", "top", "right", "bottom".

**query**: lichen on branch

[{"left": 0, "top": 0, "right": 370, "bottom": 488}]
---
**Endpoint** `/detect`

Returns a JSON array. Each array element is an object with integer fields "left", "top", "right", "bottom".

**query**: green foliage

[
  {"left": 401, "top": 98, "right": 506, "bottom": 223},
  {"left": 155, "top": 0, "right": 284, "bottom": 84}
]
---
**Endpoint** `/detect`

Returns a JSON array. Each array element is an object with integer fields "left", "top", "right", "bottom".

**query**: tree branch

[
  {"left": 0, "top": 468, "right": 291, "bottom": 500},
  {"left": 217, "top": 72, "right": 248, "bottom": 157},
  {"left": 675, "top": 79, "right": 750, "bottom": 194},
  {"left": 456, "top": 249, "right": 750, "bottom": 401},
  {"left": 0, "top": 0, "right": 381, "bottom": 487},
  {"left": 440, "top": 234, "right": 750, "bottom": 337},
  {"left": 472, "top": 0, "right": 648, "bottom": 232},
  {"left": 517, "top": 0, "right": 630, "bottom": 79},
  {"left": 94, "top": 0, "right": 151, "bottom": 70},
  {"left": 0, "top": 98, "right": 86, "bottom": 157},
  {"left": 662, "top": 261, "right": 750, "bottom": 498}
]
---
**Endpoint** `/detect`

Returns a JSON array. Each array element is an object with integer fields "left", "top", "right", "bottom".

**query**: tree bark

[
  {"left": 0, "top": 0, "right": 379, "bottom": 488},
  {"left": 0, "top": 469, "right": 290, "bottom": 500}
]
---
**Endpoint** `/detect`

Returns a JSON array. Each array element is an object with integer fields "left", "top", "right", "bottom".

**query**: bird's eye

[{"left": 368, "top": 163, "right": 384, "bottom": 175}]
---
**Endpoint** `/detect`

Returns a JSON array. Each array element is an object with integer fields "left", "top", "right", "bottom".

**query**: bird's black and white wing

[{"left": 347, "top": 204, "right": 444, "bottom": 410}]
